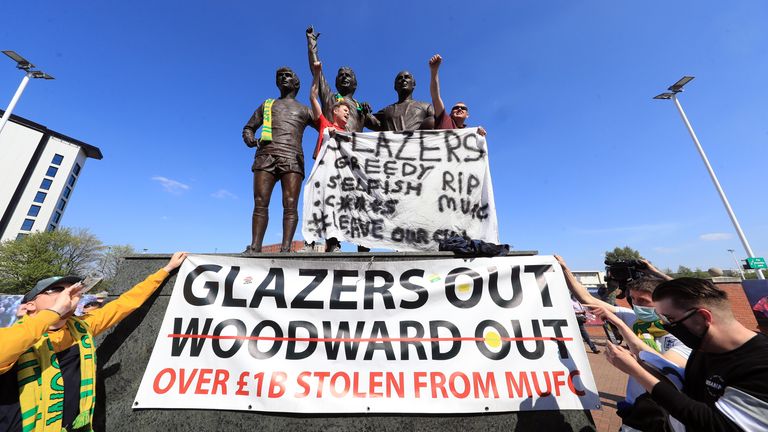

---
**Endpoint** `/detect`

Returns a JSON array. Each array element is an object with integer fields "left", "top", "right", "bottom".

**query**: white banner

[
  {"left": 301, "top": 129, "right": 499, "bottom": 251},
  {"left": 135, "top": 254, "right": 600, "bottom": 413}
]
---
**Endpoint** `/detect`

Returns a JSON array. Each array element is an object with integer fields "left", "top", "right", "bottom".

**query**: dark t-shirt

[
  {"left": 0, "top": 345, "right": 81, "bottom": 431},
  {"left": 243, "top": 98, "right": 314, "bottom": 159},
  {"left": 435, "top": 110, "right": 465, "bottom": 130},
  {"left": 652, "top": 333, "right": 768, "bottom": 431}
]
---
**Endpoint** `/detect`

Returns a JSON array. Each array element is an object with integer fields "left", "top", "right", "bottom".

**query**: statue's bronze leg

[
  {"left": 249, "top": 170, "right": 278, "bottom": 253},
  {"left": 280, "top": 172, "right": 303, "bottom": 252}
]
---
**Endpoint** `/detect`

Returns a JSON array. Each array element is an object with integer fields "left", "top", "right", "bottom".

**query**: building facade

[{"left": 0, "top": 110, "right": 102, "bottom": 241}]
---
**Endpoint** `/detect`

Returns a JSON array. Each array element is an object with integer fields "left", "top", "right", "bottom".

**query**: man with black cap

[{"left": 0, "top": 252, "right": 187, "bottom": 432}]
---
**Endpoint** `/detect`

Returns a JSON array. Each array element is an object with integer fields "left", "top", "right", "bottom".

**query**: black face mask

[{"left": 662, "top": 309, "right": 709, "bottom": 350}]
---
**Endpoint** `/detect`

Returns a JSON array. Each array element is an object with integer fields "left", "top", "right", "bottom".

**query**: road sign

[{"left": 746, "top": 257, "right": 767, "bottom": 269}]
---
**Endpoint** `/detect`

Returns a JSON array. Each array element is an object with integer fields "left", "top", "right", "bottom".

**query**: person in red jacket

[{"left": 310, "top": 61, "right": 350, "bottom": 160}]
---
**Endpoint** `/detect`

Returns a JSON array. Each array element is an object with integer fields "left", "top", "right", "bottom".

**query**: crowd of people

[
  {"left": 558, "top": 255, "right": 768, "bottom": 431},
  {"left": 2, "top": 247, "right": 767, "bottom": 431}
]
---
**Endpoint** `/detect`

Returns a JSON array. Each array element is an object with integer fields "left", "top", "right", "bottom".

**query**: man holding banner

[
  {"left": 428, "top": 54, "right": 487, "bottom": 137},
  {"left": 0, "top": 252, "right": 187, "bottom": 432}
]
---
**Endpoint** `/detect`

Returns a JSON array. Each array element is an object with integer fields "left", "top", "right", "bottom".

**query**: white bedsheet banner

[
  {"left": 301, "top": 129, "right": 499, "bottom": 251},
  {"left": 134, "top": 254, "right": 600, "bottom": 413}
]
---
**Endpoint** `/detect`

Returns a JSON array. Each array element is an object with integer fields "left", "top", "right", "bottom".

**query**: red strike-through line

[{"left": 167, "top": 334, "right": 573, "bottom": 343}]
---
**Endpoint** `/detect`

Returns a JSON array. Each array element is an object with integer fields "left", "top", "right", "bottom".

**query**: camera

[{"left": 604, "top": 259, "right": 648, "bottom": 299}]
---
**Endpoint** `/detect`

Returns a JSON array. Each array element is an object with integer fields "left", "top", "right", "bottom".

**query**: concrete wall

[{"left": 94, "top": 254, "right": 595, "bottom": 432}]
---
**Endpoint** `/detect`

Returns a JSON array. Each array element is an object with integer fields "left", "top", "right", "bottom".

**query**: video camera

[{"left": 604, "top": 259, "right": 648, "bottom": 300}]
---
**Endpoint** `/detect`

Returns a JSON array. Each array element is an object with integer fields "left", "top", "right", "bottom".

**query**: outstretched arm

[
  {"left": 429, "top": 54, "right": 445, "bottom": 118},
  {"left": 555, "top": 255, "right": 616, "bottom": 311},
  {"left": 310, "top": 62, "right": 323, "bottom": 121},
  {"left": 85, "top": 252, "right": 188, "bottom": 336}
]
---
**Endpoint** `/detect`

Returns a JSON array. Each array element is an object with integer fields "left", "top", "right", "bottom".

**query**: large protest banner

[
  {"left": 134, "top": 254, "right": 600, "bottom": 413},
  {"left": 301, "top": 129, "right": 499, "bottom": 251}
]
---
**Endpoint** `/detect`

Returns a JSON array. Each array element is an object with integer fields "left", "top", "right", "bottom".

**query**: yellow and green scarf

[
  {"left": 334, "top": 93, "right": 362, "bottom": 112},
  {"left": 632, "top": 319, "right": 668, "bottom": 352},
  {"left": 260, "top": 98, "right": 275, "bottom": 142},
  {"left": 16, "top": 317, "right": 96, "bottom": 432}
]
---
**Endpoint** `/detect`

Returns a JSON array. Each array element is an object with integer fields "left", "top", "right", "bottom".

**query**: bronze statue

[
  {"left": 364, "top": 71, "right": 435, "bottom": 131},
  {"left": 306, "top": 26, "right": 367, "bottom": 132},
  {"left": 242, "top": 67, "right": 313, "bottom": 254}
]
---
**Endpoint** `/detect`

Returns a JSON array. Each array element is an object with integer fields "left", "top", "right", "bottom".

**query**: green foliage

[
  {"left": 0, "top": 228, "right": 134, "bottom": 295},
  {"left": 604, "top": 246, "right": 644, "bottom": 262},
  {"left": 669, "top": 265, "right": 712, "bottom": 279}
]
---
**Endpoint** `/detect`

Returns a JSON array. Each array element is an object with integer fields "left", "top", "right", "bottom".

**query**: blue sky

[{"left": 1, "top": 1, "right": 766, "bottom": 272}]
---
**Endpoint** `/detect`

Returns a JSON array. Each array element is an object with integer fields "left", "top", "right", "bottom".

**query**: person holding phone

[{"left": 0, "top": 252, "right": 187, "bottom": 432}]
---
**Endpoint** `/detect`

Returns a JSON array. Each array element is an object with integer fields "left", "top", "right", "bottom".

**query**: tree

[
  {"left": 604, "top": 246, "right": 644, "bottom": 262},
  {"left": 94, "top": 245, "right": 136, "bottom": 290},
  {"left": 669, "top": 266, "right": 712, "bottom": 279},
  {"left": 0, "top": 228, "right": 123, "bottom": 295}
]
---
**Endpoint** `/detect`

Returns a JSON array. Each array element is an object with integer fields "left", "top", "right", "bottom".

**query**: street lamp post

[
  {"left": 0, "top": 51, "right": 54, "bottom": 138},
  {"left": 727, "top": 249, "right": 746, "bottom": 280},
  {"left": 655, "top": 77, "right": 764, "bottom": 279}
]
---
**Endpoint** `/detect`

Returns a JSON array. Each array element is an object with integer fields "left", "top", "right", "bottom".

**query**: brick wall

[{"left": 714, "top": 282, "right": 760, "bottom": 332}]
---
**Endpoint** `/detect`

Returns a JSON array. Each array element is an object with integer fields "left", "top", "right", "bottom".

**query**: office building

[{"left": 0, "top": 109, "right": 102, "bottom": 241}]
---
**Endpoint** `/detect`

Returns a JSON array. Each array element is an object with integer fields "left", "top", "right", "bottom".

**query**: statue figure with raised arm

[{"left": 306, "top": 26, "right": 367, "bottom": 132}]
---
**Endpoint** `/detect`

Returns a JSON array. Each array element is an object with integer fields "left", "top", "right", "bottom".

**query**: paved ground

[{"left": 583, "top": 337, "right": 627, "bottom": 432}]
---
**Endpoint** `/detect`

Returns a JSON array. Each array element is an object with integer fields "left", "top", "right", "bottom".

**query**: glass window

[
  {"left": 21, "top": 219, "right": 34, "bottom": 231},
  {"left": 52, "top": 154, "right": 64, "bottom": 165},
  {"left": 27, "top": 205, "right": 41, "bottom": 217},
  {"left": 16, "top": 233, "right": 27, "bottom": 240},
  {"left": 57, "top": 199, "right": 66, "bottom": 211},
  {"left": 40, "top": 178, "right": 53, "bottom": 190},
  {"left": 48, "top": 224, "right": 56, "bottom": 232},
  {"left": 73, "top": 163, "right": 81, "bottom": 176},
  {"left": 46, "top": 166, "right": 58, "bottom": 177},
  {"left": 34, "top": 192, "right": 47, "bottom": 203},
  {"left": 63, "top": 187, "right": 71, "bottom": 198},
  {"left": 68, "top": 175, "right": 76, "bottom": 187},
  {"left": 53, "top": 212, "right": 61, "bottom": 223}
]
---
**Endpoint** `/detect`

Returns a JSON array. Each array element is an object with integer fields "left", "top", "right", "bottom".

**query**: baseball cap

[{"left": 22, "top": 275, "right": 82, "bottom": 303}]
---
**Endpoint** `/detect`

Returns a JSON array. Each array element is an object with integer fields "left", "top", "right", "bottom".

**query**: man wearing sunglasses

[
  {"left": 0, "top": 252, "right": 187, "bottom": 432},
  {"left": 428, "top": 54, "right": 486, "bottom": 136},
  {"left": 605, "top": 278, "right": 768, "bottom": 432},
  {"left": 557, "top": 255, "right": 691, "bottom": 430}
]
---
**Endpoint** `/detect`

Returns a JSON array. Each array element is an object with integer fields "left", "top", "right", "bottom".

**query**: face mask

[
  {"left": 633, "top": 305, "right": 659, "bottom": 323},
  {"left": 663, "top": 314, "right": 709, "bottom": 350}
]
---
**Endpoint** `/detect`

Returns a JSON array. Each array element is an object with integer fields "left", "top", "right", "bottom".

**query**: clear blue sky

[{"left": 1, "top": 1, "right": 766, "bottom": 272}]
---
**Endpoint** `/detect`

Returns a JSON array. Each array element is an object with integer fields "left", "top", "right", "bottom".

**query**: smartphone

[
  {"left": 603, "top": 322, "right": 624, "bottom": 345},
  {"left": 79, "top": 274, "right": 104, "bottom": 294}
]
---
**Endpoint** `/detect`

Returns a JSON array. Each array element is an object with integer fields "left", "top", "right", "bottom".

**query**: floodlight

[
  {"left": 30, "top": 71, "right": 54, "bottom": 80},
  {"left": 2, "top": 50, "right": 34, "bottom": 70},
  {"left": 668, "top": 76, "right": 694, "bottom": 93}
]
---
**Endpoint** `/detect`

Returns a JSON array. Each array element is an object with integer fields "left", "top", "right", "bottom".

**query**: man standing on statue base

[{"left": 242, "top": 67, "right": 313, "bottom": 254}]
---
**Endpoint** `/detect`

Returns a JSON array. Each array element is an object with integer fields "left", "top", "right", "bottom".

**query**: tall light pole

[
  {"left": 727, "top": 249, "right": 746, "bottom": 280},
  {"left": 0, "top": 51, "right": 54, "bottom": 138},
  {"left": 655, "top": 77, "right": 764, "bottom": 279}
]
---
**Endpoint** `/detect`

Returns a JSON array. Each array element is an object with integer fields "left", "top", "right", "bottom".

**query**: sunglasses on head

[
  {"left": 451, "top": 105, "right": 468, "bottom": 112},
  {"left": 659, "top": 308, "right": 699, "bottom": 326},
  {"left": 40, "top": 286, "right": 67, "bottom": 296}
]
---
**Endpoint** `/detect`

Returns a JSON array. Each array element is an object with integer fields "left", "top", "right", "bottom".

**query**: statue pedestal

[{"left": 95, "top": 252, "right": 596, "bottom": 431}]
